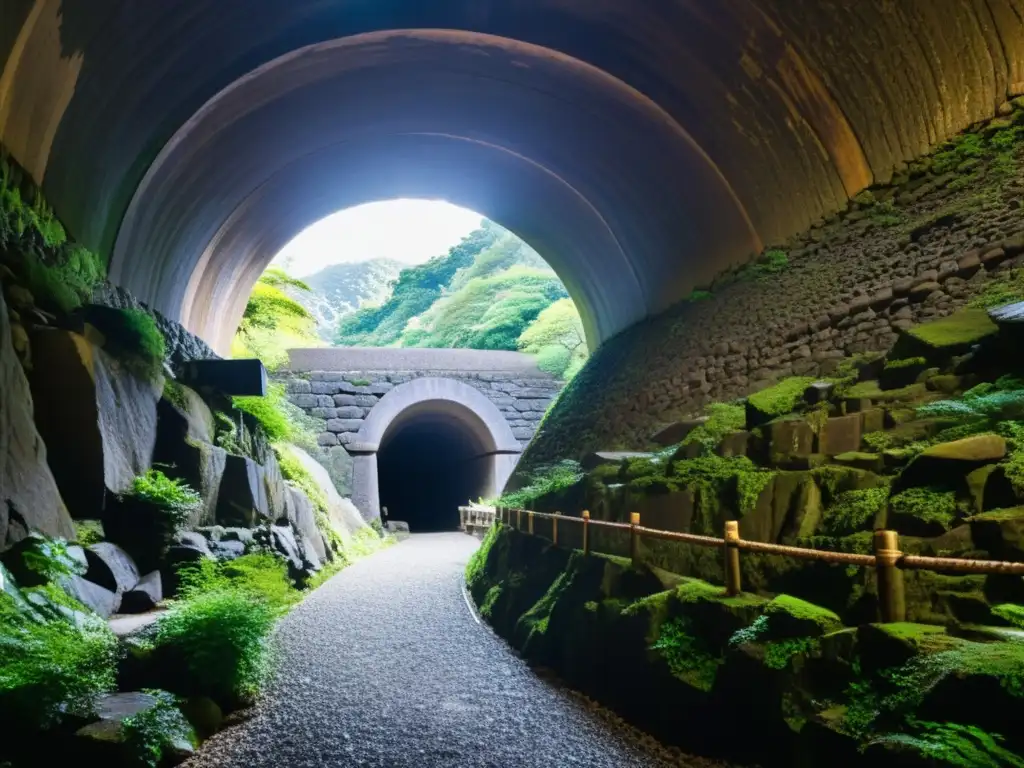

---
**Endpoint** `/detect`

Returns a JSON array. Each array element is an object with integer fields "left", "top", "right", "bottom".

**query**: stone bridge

[{"left": 284, "top": 348, "right": 563, "bottom": 530}]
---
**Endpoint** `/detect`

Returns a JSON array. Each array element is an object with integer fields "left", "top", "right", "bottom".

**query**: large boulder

[
  {"left": 215, "top": 455, "right": 271, "bottom": 526},
  {"left": 284, "top": 445, "right": 367, "bottom": 542},
  {"left": 0, "top": 292, "right": 74, "bottom": 548},
  {"left": 895, "top": 433, "right": 1006, "bottom": 490},
  {"left": 74, "top": 691, "right": 196, "bottom": 766},
  {"left": 968, "top": 506, "right": 1024, "bottom": 559},
  {"left": 28, "top": 329, "right": 162, "bottom": 520},
  {"left": 890, "top": 308, "right": 999, "bottom": 364},
  {"left": 152, "top": 393, "right": 226, "bottom": 527},
  {"left": 84, "top": 542, "right": 140, "bottom": 595}
]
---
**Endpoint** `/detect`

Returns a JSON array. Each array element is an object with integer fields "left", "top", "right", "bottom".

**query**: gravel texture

[{"left": 186, "top": 533, "right": 728, "bottom": 767}]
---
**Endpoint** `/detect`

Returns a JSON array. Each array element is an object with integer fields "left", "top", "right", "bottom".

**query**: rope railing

[{"left": 459, "top": 504, "right": 1024, "bottom": 623}]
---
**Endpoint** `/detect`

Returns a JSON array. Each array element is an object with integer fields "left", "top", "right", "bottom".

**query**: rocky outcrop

[
  {"left": 0, "top": 291, "right": 74, "bottom": 548},
  {"left": 29, "top": 329, "right": 161, "bottom": 520},
  {"left": 286, "top": 445, "right": 365, "bottom": 542}
]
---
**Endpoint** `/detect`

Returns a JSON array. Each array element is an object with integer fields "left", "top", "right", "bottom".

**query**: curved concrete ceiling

[{"left": 2, "top": 1, "right": 1023, "bottom": 353}]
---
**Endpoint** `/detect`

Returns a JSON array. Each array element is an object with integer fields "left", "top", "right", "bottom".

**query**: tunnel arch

[
  {"left": 347, "top": 377, "right": 521, "bottom": 525},
  {"left": 4, "top": 1, "right": 1024, "bottom": 355}
]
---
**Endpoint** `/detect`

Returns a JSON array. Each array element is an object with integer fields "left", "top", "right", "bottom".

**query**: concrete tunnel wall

[{"left": 4, "top": 1, "right": 1024, "bottom": 355}]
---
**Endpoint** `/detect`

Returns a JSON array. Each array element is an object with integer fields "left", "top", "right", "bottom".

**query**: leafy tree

[
  {"left": 233, "top": 269, "right": 321, "bottom": 370},
  {"left": 335, "top": 223, "right": 498, "bottom": 346},
  {"left": 405, "top": 267, "right": 567, "bottom": 349},
  {"left": 517, "top": 298, "right": 589, "bottom": 378}
]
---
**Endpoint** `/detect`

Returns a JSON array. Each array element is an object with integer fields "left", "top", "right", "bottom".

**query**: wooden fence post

[
  {"left": 516, "top": 508, "right": 522, "bottom": 531},
  {"left": 724, "top": 520, "right": 742, "bottom": 596},
  {"left": 629, "top": 512, "right": 641, "bottom": 565},
  {"left": 874, "top": 529, "right": 906, "bottom": 623},
  {"left": 552, "top": 511, "right": 560, "bottom": 546},
  {"left": 528, "top": 511, "right": 535, "bottom": 535},
  {"left": 582, "top": 510, "right": 590, "bottom": 555}
]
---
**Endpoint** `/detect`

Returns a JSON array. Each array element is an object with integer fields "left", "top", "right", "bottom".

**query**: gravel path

[{"left": 186, "top": 533, "right": 729, "bottom": 768}]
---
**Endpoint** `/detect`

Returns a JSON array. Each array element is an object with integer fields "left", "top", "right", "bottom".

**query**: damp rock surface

[{"left": 185, "top": 533, "right": 723, "bottom": 768}]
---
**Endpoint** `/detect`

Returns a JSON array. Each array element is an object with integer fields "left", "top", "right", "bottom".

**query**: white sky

[{"left": 272, "top": 199, "right": 483, "bottom": 277}]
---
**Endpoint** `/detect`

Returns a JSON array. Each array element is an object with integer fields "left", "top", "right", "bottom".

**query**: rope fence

[{"left": 459, "top": 504, "right": 1024, "bottom": 623}]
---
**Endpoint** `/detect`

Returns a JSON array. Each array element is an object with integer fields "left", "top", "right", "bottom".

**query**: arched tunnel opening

[{"left": 376, "top": 403, "right": 497, "bottom": 533}]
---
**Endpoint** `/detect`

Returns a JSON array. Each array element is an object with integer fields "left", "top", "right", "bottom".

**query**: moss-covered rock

[
  {"left": 746, "top": 377, "right": 817, "bottom": 428},
  {"left": 896, "top": 434, "right": 1006, "bottom": 491},
  {"left": 832, "top": 451, "right": 886, "bottom": 473},
  {"left": 759, "top": 594, "right": 844, "bottom": 639},
  {"left": 891, "top": 308, "right": 1000, "bottom": 365},
  {"left": 888, "top": 486, "right": 960, "bottom": 537},
  {"left": 967, "top": 506, "right": 1024, "bottom": 559}
]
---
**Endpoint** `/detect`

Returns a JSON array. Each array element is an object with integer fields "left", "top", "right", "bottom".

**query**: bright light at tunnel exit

[{"left": 271, "top": 199, "right": 484, "bottom": 277}]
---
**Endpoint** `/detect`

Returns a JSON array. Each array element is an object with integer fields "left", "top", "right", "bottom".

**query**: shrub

[
  {"left": 889, "top": 487, "right": 958, "bottom": 530},
  {"left": 177, "top": 554, "right": 299, "bottom": 612},
  {"left": 4, "top": 533, "right": 85, "bottom": 586},
  {"left": 151, "top": 588, "right": 278, "bottom": 706},
  {"left": 122, "top": 690, "right": 197, "bottom": 768},
  {"left": 498, "top": 460, "right": 584, "bottom": 509},
  {"left": 0, "top": 582, "right": 118, "bottom": 729},
  {"left": 233, "top": 382, "right": 292, "bottom": 442},
  {"left": 823, "top": 487, "right": 890, "bottom": 536},
  {"left": 124, "top": 470, "right": 202, "bottom": 530}
]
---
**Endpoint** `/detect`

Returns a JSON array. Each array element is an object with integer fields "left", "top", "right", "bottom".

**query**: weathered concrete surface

[
  {"left": 288, "top": 347, "right": 549, "bottom": 375},
  {"left": 4, "top": 2, "right": 1022, "bottom": 354}
]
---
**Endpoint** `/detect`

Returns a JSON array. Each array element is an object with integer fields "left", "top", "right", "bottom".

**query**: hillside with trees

[
  {"left": 288, "top": 258, "right": 402, "bottom": 342},
  {"left": 234, "top": 220, "right": 588, "bottom": 379}
]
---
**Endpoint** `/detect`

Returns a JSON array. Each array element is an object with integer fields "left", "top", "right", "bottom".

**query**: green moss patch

[
  {"left": 747, "top": 377, "right": 817, "bottom": 423},
  {"left": 894, "top": 308, "right": 999, "bottom": 361},
  {"left": 888, "top": 486, "right": 958, "bottom": 536},
  {"left": 823, "top": 486, "right": 889, "bottom": 536}
]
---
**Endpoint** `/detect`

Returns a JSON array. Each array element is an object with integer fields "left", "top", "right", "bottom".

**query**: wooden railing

[
  {"left": 459, "top": 504, "right": 497, "bottom": 533},
  {"left": 462, "top": 505, "right": 1024, "bottom": 623}
]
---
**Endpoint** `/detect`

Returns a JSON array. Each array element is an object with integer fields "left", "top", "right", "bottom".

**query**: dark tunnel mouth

[{"left": 376, "top": 409, "right": 495, "bottom": 533}]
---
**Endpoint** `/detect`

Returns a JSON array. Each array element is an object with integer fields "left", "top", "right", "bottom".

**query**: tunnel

[
  {"left": 376, "top": 404, "right": 495, "bottom": 532},
  {"left": 5, "top": 1, "right": 1023, "bottom": 357}
]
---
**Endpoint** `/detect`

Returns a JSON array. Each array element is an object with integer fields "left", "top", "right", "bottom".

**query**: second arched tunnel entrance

[{"left": 377, "top": 404, "right": 495, "bottom": 532}]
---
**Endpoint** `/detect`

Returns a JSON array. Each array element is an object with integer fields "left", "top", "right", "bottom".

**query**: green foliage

[
  {"left": 736, "top": 249, "right": 789, "bottom": 281},
  {"left": 992, "top": 604, "right": 1024, "bottom": 629},
  {"left": 650, "top": 616, "right": 720, "bottom": 691},
  {"left": 151, "top": 587, "right": 278, "bottom": 705},
  {"left": 824, "top": 487, "right": 890, "bottom": 536},
  {"left": 737, "top": 469, "right": 775, "bottom": 514},
  {"left": 0, "top": 581, "right": 118, "bottom": 729},
  {"left": 73, "top": 520, "right": 105, "bottom": 547},
  {"left": 931, "top": 132, "right": 986, "bottom": 174},
  {"left": 517, "top": 298, "right": 588, "bottom": 379},
  {"left": 970, "top": 268, "right": 1024, "bottom": 309},
  {"left": 162, "top": 379, "right": 189, "bottom": 411},
  {"left": 682, "top": 402, "right": 746, "bottom": 453},
  {"left": 233, "top": 271, "right": 320, "bottom": 370},
  {"left": 686, "top": 289, "right": 713, "bottom": 302},
  {"left": 869, "top": 721, "right": 1024, "bottom": 768},
  {"left": 177, "top": 554, "right": 299, "bottom": 612},
  {"left": 122, "top": 690, "right": 197, "bottom": 768},
  {"left": 498, "top": 461, "right": 584, "bottom": 509},
  {"left": 747, "top": 377, "right": 816, "bottom": 417},
  {"left": 124, "top": 470, "right": 202, "bottom": 531},
  {"left": 233, "top": 382, "right": 293, "bottom": 442},
  {"left": 869, "top": 198, "right": 905, "bottom": 227},
  {"left": 11, "top": 534, "right": 85, "bottom": 583},
  {"left": 918, "top": 388, "right": 1024, "bottom": 421},
  {"left": 336, "top": 225, "right": 498, "bottom": 346},
  {"left": 764, "top": 636, "right": 820, "bottom": 670},
  {"left": 403, "top": 266, "right": 568, "bottom": 350},
  {"left": 87, "top": 308, "right": 166, "bottom": 381},
  {"left": 886, "top": 356, "right": 927, "bottom": 370},
  {"left": 19, "top": 244, "right": 105, "bottom": 314},
  {"left": 0, "top": 152, "right": 67, "bottom": 250},
  {"left": 889, "top": 486, "right": 958, "bottom": 530}
]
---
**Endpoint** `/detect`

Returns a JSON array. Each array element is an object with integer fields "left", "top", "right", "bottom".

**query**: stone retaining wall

[
  {"left": 519, "top": 109, "right": 1024, "bottom": 470},
  {"left": 285, "top": 370, "right": 564, "bottom": 447}
]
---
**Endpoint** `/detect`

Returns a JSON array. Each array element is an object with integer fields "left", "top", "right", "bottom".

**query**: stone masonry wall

[
  {"left": 520, "top": 106, "right": 1024, "bottom": 471},
  {"left": 285, "top": 370, "right": 564, "bottom": 447}
]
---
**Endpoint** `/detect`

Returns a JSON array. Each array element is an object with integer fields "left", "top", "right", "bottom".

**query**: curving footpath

[{"left": 186, "top": 533, "right": 726, "bottom": 768}]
